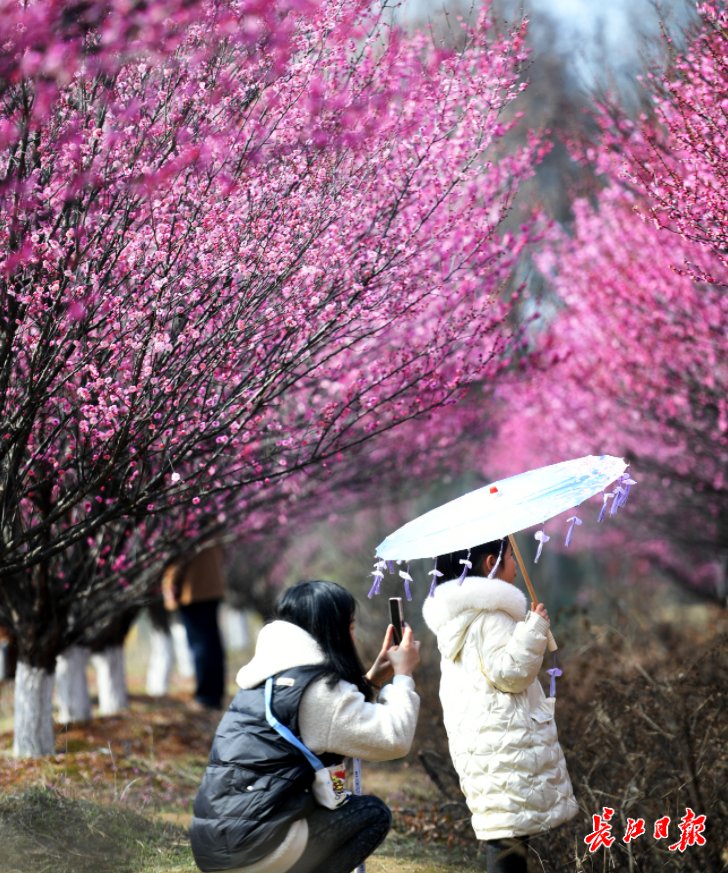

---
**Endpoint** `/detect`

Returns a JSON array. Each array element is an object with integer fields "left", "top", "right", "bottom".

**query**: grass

[
  {"left": 0, "top": 768, "right": 481, "bottom": 873},
  {"left": 0, "top": 786, "right": 195, "bottom": 873},
  {"left": 0, "top": 784, "right": 483, "bottom": 873}
]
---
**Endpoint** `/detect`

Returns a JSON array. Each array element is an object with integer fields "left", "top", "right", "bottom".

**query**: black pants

[
  {"left": 178, "top": 599, "right": 225, "bottom": 709},
  {"left": 287, "top": 795, "right": 391, "bottom": 873},
  {"left": 485, "top": 836, "right": 529, "bottom": 873}
]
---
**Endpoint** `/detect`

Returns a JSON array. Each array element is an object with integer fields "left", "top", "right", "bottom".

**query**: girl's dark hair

[
  {"left": 436, "top": 538, "right": 508, "bottom": 583},
  {"left": 274, "top": 580, "right": 374, "bottom": 701}
]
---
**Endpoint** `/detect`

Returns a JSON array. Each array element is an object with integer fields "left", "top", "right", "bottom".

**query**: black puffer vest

[{"left": 190, "top": 665, "right": 340, "bottom": 872}]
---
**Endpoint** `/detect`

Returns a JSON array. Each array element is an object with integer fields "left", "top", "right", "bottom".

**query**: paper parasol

[
  {"left": 374, "top": 454, "right": 633, "bottom": 652},
  {"left": 376, "top": 454, "right": 630, "bottom": 561}
]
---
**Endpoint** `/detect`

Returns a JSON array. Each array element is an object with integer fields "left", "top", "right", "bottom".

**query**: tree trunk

[
  {"left": 55, "top": 646, "right": 92, "bottom": 723},
  {"left": 221, "top": 606, "right": 253, "bottom": 651},
  {"left": 145, "top": 627, "right": 174, "bottom": 696},
  {"left": 170, "top": 617, "right": 194, "bottom": 678},
  {"left": 13, "top": 661, "right": 55, "bottom": 757},
  {"left": 91, "top": 646, "right": 128, "bottom": 715}
]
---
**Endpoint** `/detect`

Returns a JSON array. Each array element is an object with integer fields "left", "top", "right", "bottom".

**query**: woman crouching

[{"left": 191, "top": 579, "right": 421, "bottom": 873}]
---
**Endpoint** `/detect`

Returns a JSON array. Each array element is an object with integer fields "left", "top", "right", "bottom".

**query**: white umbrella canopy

[{"left": 376, "top": 454, "right": 631, "bottom": 562}]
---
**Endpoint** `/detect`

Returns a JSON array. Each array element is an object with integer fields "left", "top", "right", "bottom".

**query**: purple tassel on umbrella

[
  {"left": 597, "top": 491, "right": 614, "bottom": 523},
  {"left": 565, "top": 515, "right": 582, "bottom": 547},
  {"left": 457, "top": 550, "right": 472, "bottom": 584},
  {"left": 546, "top": 666, "right": 563, "bottom": 697},
  {"left": 534, "top": 529, "right": 550, "bottom": 563},
  {"left": 399, "top": 563, "right": 413, "bottom": 601},
  {"left": 367, "top": 572, "right": 383, "bottom": 599},
  {"left": 367, "top": 559, "right": 387, "bottom": 599},
  {"left": 428, "top": 558, "right": 443, "bottom": 597},
  {"left": 609, "top": 486, "right": 623, "bottom": 515},
  {"left": 598, "top": 473, "right": 637, "bottom": 522},
  {"left": 616, "top": 475, "right": 636, "bottom": 508}
]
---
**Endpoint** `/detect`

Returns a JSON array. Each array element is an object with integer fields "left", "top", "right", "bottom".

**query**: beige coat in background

[{"left": 162, "top": 543, "right": 226, "bottom": 610}]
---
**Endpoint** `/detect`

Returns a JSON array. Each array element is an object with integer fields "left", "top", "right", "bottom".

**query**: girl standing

[{"left": 422, "top": 538, "right": 577, "bottom": 873}]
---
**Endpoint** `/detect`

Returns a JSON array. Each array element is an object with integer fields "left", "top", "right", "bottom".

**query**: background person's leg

[
  {"left": 178, "top": 599, "right": 225, "bottom": 709},
  {"left": 484, "top": 836, "right": 529, "bottom": 873},
  {"left": 287, "top": 795, "right": 391, "bottom": 873}
]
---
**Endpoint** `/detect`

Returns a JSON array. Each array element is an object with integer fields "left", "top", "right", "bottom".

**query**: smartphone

[{"left": 389, "top": 597, "right": 404, "bottom": 645}]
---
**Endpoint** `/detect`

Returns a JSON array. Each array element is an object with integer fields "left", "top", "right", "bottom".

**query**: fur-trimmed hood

[
  {"left": 422, "top": 576, "right": 528, "bottom": 661},
  {"left": 235, "top": 620, "right": 326, "bottom": 690}
]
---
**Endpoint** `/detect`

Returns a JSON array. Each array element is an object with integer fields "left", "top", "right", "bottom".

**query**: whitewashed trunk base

[
  {"left": 55, "top": 646, "right": 91, "bottom": 723},
  {"left": 146, "top": 627, "right": 174, "bottom": 696},
  {"left": 170, "top": 618, "right": 194, "bottom": 678},
  {"left": 91, "top": 646, "right": 128, "bottom": 715},
  {"left": 221, "top": 606, "right": 253, "bottom": 651},
  {"left": 13, "top": 662, "right": 55, "bottom": 758}
]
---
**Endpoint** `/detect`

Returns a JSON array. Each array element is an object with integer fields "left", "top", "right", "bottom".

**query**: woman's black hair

[
  {"left": 274, "top": 580, "right": 375, "bottom": 702},
  {"left": 436, "top": 538, "right": 509, "bottom": 583}
]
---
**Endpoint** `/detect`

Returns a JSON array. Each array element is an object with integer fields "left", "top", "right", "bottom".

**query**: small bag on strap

[{"left": 264, "top": 677, "right": 350, "bottom": 809}]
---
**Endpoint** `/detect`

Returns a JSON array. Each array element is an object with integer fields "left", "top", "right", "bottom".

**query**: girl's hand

[
  {"left": 532, "top": 602, "right": 550, "bottom": 624},
  {"left": 365, "top": 624, "right": 396, "bottom": 689},
  {"left": 387, "top": 624, "right": 421, "bottom": 677}
]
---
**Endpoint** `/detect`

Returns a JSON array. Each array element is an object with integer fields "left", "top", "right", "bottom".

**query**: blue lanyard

[{"left": 264, "top": 677, "right": 324, "bottom": 772}]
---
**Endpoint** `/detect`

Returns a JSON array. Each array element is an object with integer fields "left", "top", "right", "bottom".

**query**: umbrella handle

[{"left": 508, "top": 535, "right": 558, "bottom": 653}]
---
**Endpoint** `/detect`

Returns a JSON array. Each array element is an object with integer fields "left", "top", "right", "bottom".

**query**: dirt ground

[{"left": 0, "top": 690, "right": 482, "bottom": 873}]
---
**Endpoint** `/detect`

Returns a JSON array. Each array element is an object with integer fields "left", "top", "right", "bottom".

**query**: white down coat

[{"left": 422, "top": 576, "right": 578, "bottom": 840}]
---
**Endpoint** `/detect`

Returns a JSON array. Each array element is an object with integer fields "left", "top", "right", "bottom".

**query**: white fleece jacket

[
  {"left": 228, "top": 620, "right": 420, "bottom": 873},
  {"left": 422, "top": 576, "right": 578, "bottom": 841}
]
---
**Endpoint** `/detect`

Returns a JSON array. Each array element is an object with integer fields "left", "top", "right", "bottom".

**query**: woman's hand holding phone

[
  {"left": 365, "top": 622, "right": 421, "bottom": 688},
  {"left": 365, "top": 624, "right": 396, "bottom": 689},
  {"left": 388, "top": 624, "right": 421, "bottom": 678}
]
